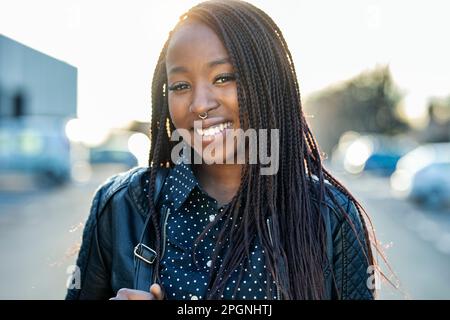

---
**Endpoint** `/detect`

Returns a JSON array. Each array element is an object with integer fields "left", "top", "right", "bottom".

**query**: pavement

[
  {"left": 0, "top": 164, "right": 127, "bottom": 299},
  {"left": 333, "top": 168, "right": 450, "bottom": 299}
]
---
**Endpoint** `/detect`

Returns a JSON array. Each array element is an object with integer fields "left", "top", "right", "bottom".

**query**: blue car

[
  {"left": 89, "top": 149, "right": 138, "bottom": 168},
  {"left": 332, "top": 132, "right": 417, "bottom": 176}
]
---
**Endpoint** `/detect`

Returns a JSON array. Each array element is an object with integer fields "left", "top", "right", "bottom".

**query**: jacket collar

[{"left": 129, "top": 159, "right": 202, "bottom": 216}]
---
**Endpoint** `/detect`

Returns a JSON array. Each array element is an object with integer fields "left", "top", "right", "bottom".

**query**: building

[
  {"left": 0, "top": 35, "right": 77, "bottom": 186},
  {"left": 0, "top": 34, "right": 76, "bottom": 118}
]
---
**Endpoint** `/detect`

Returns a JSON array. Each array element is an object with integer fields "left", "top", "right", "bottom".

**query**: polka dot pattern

[{"left": 156, "top": 161, "right": 278, "bottom": 300}]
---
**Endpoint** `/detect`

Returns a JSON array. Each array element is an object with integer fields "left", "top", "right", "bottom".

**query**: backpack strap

[{"left": 133, "top": 167, "right": 169, "bottom": 291}]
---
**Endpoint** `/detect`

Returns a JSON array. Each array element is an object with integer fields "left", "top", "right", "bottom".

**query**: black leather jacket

[{"left": 65, "top": 167, "right": 375, "bottom": 300}]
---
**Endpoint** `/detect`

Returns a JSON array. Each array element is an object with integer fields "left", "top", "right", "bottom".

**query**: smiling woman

[
  {"left": 66, "top": 0, "right": 381, "bottom": 300},
  {"left": 166, "top": 21, "right": 240, "bottom": 167}
]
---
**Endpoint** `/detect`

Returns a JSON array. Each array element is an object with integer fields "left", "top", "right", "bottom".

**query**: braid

[{"left": 147, "top": 39, "right": 172, "bottom": 283}]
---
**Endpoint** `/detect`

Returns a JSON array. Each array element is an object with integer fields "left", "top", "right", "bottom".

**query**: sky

[{"left": 1, "top": 0, "right": 449, "bottom": 128}]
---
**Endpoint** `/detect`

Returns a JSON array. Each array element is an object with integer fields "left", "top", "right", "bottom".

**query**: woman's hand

[{"left": 109, "top": 284, "right": 164, "bottom": 300}]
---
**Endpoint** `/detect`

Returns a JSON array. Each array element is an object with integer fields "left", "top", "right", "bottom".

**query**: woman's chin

[
  {"left": 186, "top": 128, "right": 239, "bottom": 164},
  {"left": 190, "top": 146, "right": 237, "bottom": 165}
]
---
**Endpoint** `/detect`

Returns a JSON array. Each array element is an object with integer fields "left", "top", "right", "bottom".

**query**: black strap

[{"left": 133, "top": 167, "right": 169, "bottom": 291}]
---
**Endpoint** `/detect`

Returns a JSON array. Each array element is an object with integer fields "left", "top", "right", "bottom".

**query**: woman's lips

[
  {"left": 195, "top": 121, "right": 233, "bottom": 137},
  {"left": 190, "top": 120, "right": 234, "bottom": 148}
]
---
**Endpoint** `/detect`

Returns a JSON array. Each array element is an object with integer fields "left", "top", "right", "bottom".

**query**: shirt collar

[{"left": 165, "top": 160, "right": 200, "bottom": 210}]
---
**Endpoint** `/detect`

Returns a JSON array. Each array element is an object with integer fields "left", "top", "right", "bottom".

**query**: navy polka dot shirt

[{"left": 156, "top": 161, "right": 278, "bottom": 300}]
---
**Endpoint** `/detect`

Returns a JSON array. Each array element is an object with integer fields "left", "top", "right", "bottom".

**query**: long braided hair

[{"left": 147, "top": 0, "right": 379, "bottom": 299}]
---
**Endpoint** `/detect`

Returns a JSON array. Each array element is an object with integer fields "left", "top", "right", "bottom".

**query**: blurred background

[{"left": 0, "top": 0, "right": 449, "bottom": 299}]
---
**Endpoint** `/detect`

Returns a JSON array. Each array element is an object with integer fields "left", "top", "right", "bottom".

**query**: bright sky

[{"left": 1, "top": 0, "right": 449, "bottom": 127}]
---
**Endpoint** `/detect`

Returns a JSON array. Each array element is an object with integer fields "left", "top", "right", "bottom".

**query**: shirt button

[
  {"left": 209, "top": 214, "right": 215, "bottom": 222},
  {"left": 206, "top": 260, "right": 212, "bottom": 268},
  {"left": 191, "top": 295, "right": 198, "bottom": 300}
]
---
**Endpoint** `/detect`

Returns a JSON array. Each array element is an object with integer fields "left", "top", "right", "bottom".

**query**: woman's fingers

[
  {"left": 110, "top": 284, "right": 164, "bottom": 300},
  {"left": 149, "top": 283, "right": 164, "bottom": 300},
  {"left": 110, "top": 288, "right": 154, "bottom": 300}
]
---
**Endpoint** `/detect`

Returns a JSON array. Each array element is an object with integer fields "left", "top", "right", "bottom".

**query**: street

[
  {"left": 0, "top": 164, "right": 449, "bottom": 299},
  {"left": 334, "top": 169, "right": 450, "bottom": 299},
  {"left": 0, "top": 164, "right": 126, "bottom": 299}
]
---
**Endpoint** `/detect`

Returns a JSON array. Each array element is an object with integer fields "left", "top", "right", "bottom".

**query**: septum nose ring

[{"left": 198, "top": 112, "right": 208, "bottom": 120}]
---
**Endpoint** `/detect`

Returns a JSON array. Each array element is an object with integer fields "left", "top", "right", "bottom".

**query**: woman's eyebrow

[
  {"left": 208, "top": 57, "right": 231, "bottom": 68},
  {"left": 168, "top": 65, "right": 188, "bottom": 76},
  {"left": 168, "top": 57, "right": 231, "bottom": 76}
]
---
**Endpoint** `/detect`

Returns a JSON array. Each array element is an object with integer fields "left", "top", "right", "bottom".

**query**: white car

[
  {"left": 410, "top": 163, "right": 450, "bottom": 209},
  {"left": 390, "top": 142, "right": 450, "bottom": 208}
]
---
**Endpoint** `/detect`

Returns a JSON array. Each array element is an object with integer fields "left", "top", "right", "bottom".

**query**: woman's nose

[{"left": 189, "top": 84, "right": 218, "bottom": 115}]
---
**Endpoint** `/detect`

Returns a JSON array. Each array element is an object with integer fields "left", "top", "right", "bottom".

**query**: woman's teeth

[{"left": 196, "top": 121, "right": 232, "bottom": 137}]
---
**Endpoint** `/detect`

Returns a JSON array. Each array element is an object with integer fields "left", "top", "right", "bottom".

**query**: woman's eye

[
  {"left": 214, "top": 73, "right": 236, "bottom": 84},
  {"left": 168, "top": 83, "right": 190, "bottom": 91}
]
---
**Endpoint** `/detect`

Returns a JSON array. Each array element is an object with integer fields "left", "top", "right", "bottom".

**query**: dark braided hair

[{"left": 147, "top": 0, "right": 383, "bottom": 299}]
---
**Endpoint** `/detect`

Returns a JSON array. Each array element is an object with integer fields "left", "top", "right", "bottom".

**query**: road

[
  {"left": 0, "top": 164, "right": 449, "bottom": 299},
  {"left": 334, "top": 169, "right": 450, "bottom": 299},
  {"left": 0, "top": 164, "right": 127, "bottom": 299}
]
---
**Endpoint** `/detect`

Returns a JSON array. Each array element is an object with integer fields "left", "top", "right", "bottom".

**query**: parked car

[
  {"left": 0, "top": 116, "right": 72, "bottom": 187},
  {"left": 332, "top": 132, "right": 417, "bottom": 175},
  {"left": 390, "top": 142, "right": 450, "bottom": 208},
  {"left": 89, "top": 149, "right": 138, "bottom": 168},
  {"left": 409, "top": 162, "right": 450, "bottom": 209},
  {"left": 87, "top": 129, "right": 139, "bottom": 169}
]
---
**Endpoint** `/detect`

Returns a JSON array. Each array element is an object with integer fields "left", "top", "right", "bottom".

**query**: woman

[{"left": 66, "top": 0, "right": 378, "bottom": 300}]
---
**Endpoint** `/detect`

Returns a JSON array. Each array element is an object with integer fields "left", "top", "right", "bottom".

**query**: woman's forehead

[{"left": 166, "top": 21, "right": 229, "bottom": 67}]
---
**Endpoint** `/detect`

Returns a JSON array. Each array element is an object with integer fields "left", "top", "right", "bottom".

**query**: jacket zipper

[
  {"left": 153, "top": 207, "right": 171, "bottom": 284},
  {"left": 266, "top": 218, "right": 281, "bottom": 301},
  {"left": 161, "top": 207, "right": 171, "bottom": 260}
]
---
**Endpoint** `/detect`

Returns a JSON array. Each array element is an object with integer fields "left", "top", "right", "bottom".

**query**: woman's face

[{"left": 166, "top": 20, "right": 240, "bottom": 163}]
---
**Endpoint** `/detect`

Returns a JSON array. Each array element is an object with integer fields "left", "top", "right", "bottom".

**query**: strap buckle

[{"left": 134, "top": 243, "right": 157, "bottom": 265}]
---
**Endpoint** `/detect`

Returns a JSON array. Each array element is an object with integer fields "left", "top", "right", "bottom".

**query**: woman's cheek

[
  {"left": 222, "top": 86, "right": 240, "bottom": 122},
  {"left": 168, "top": 99, "right": 194, "bottom": 146},
  {"left": 168, "top": 98, "right": 186, "bottom": 129}
]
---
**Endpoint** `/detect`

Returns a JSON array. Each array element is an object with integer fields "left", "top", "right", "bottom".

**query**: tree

[{"left": 304, "top": 66, "right": 407, "bottom": 157}]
